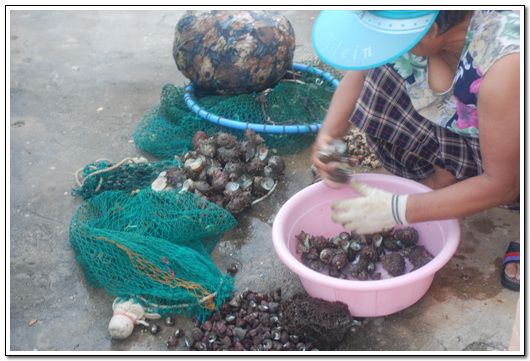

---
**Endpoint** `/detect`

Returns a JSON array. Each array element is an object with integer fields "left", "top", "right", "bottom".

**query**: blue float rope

[{"left": 183, "top": 63, "right": 340, "bottom": 134}]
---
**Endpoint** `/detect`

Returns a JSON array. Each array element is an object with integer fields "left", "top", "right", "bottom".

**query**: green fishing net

[
  {"left": 69, "top": 187, "right": 238, "bottom": 318},
  {"left": 134, "top": 60, "right": 343, "bottom": 159},
  {"left": 72, "top": 157, "right": 182, "bottom": 200}
]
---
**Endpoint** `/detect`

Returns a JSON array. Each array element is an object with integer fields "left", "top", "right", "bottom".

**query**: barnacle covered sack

[{"left": 173, "top": 10, "right": 296, "bottom": 95}]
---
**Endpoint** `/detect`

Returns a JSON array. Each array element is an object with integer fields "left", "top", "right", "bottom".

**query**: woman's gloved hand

[
  {"left": 331, "top": 178, "right": 409, "bottom": 234},
  {"left": 311, "top": 134, "right": 347, "bottom": 189}
]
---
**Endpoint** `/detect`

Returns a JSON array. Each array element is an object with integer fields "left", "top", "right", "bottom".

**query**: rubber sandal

[{"left": 501, "top": 241, "right": 520, "bottom": 292}]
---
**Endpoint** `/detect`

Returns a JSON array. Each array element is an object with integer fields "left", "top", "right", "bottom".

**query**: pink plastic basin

[{"left": 272, "top": 173, "right": 460, "bottom": 317}]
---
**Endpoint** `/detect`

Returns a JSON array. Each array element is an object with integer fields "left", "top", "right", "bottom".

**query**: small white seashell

[
  {"left": 130, "top": 156, "right": 149, "bottom": 163},
  {"left": 151, "top": 173, "right": 168, "bottom": 192}
]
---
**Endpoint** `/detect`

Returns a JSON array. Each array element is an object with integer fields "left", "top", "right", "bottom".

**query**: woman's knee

[{"left": 419, "top": 165, "right": 459, "bottom": 190}]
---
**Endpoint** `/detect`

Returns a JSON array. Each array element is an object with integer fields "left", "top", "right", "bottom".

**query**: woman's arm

[
  {"left": 311, "top": 70, "right": 368, "bottom": 188},
  {"left": 406, "top": 53, "right": 520, "bottom": 222}
]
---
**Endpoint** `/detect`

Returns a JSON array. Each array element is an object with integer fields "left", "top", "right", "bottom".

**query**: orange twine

[{"left": 94, "top": 236, "right": 216, "bottom": 311}]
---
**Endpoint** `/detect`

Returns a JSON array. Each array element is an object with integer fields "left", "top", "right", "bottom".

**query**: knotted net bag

[{"left": 69, "top": 187, "right": 237, "bottom": 319}]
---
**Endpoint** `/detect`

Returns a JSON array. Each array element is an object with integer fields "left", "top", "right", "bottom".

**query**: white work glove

[
  {"left": 108, "top": 298, "right": 161, "bottom": 339},
  {"left": 331, "top": 178, "right": 409, "bottom": 234}
]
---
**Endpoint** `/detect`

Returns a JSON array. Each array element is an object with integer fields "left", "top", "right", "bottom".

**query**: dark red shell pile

[{"left": 296, "top": 227, "right": 434, "bottom": 280}]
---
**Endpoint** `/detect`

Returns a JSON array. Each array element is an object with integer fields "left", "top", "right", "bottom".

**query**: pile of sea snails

[
  {"left": 153, "top": 129, "right": 285, "bottom": 214},
  {"left": 147, "top": 291, "right": 362, "bottom": 351},
  {"left": 175, "top": 288, "right": 320, "bottom": 351},
  {"left": 296, "top": 227, "right": 434, "bottom": 280},
  {"left": 315, "top": 130, "right": 382, "bottom": 183},
  {"left": 343, "top": 128, "right": 382, "bottom": 170}
]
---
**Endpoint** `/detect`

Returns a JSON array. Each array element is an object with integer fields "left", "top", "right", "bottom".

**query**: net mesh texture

[
  {"left": 69, "top": 187, "right": 238, "bottom": 318},
  {"left": 134, "top": 60, "right": 343, "bottom": 159},
  {"left": 73, "top": 158, "right": 183, "bottom": 200}
]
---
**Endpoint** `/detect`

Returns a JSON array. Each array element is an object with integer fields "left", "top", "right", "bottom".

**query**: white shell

[
  {"left": 151, "top": 172, "right": 168, "bottom": 192},
  {"left": 129, "top": 156, "right": 149, "bottom": 164}
]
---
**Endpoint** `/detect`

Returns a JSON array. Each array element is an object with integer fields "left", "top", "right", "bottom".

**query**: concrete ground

[{"left": 9, "top": 8, "right": 522, "bottom": 354}]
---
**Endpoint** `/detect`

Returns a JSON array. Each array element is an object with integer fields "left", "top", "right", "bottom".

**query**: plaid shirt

[{"left": 350, "top": 65, "right": 518, "bottom": 209}]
